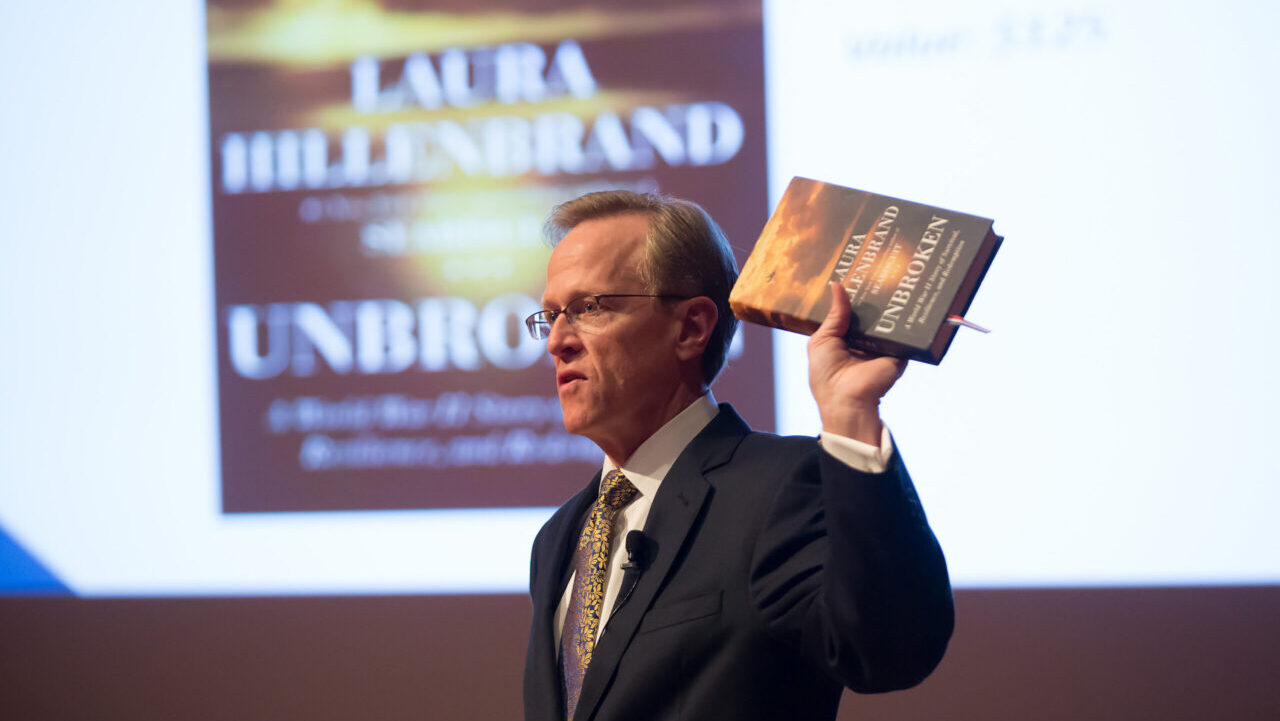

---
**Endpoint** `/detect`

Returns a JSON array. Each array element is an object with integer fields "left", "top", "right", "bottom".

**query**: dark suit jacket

[{"left": 524, "top": 405, "right": 953, "bottom": 721}]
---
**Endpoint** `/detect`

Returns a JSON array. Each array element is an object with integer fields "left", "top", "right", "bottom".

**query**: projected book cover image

[
  {"left": 730, "top": 176, "right": 1002, "bottom": 364},
  {"left": 205, "top": 0, "right": 773, "bottom": 512}
]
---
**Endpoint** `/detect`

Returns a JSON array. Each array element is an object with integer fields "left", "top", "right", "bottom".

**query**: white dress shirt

[{"left": 553, "top": 391, "right": 895, "bottom": 648}]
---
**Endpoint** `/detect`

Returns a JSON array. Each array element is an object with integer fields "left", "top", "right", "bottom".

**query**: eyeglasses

[{"left": 524, "top": 294, "right": 690, "bottom": 340}]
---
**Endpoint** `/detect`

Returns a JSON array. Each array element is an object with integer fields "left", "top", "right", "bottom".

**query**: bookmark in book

[{"left": 946, "top": 316, "right": 990, "bottom": 334}]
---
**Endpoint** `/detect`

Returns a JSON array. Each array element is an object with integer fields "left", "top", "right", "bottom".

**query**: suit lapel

[
  {"left": 572, "top": 406, "right": 749, "bottom": 721},
  {"left": 529, "top": 472, "right": 599, "bottom": 721}
]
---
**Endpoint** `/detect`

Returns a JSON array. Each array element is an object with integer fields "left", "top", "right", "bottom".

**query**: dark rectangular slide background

[{"left": 3, "top": 586, "right": 1277, "bottom": 720}]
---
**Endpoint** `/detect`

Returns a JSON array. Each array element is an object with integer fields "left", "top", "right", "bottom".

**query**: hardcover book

[{"left": 730, "top": 176, "right": 1002, "bottom": 364}]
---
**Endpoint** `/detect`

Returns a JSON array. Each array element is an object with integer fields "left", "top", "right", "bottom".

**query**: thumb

[{"left": 814, "top": 281, "right": 852, "bottom": 339}]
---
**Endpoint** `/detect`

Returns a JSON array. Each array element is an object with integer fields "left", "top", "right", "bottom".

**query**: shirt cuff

[{"left": 818, "top": 424, "right": 894, "bottom": 474}]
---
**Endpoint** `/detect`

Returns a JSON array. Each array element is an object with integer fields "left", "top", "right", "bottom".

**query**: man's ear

[{"left": 674, "top": 297, "right": 718, "bottom": 362}]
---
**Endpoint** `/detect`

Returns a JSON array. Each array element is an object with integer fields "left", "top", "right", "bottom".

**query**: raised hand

[{"left": 807, "top": 282, "right": 907, "bottom": 444}]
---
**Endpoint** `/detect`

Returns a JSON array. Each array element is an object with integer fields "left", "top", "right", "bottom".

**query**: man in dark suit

[{"left": 523, "top": 191, "right": 952, "bottom": 721}]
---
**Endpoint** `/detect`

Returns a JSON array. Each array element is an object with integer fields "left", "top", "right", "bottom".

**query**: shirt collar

[{"left": 600, "top": 391, "right": 719, "bottom": 499}]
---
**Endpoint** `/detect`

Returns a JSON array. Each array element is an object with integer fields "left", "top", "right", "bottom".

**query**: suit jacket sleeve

[{"left": 748, "top": 444, "right": 954, "bottom": 693}]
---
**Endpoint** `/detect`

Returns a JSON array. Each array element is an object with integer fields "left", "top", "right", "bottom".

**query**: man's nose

[{"left": 545, "top": 314, "right": 580, "bottom": 358}]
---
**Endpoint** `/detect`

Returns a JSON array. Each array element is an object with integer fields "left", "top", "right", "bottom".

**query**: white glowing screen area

[{"left": 1, "top": 0, "right": 1277, "bottom": 595}]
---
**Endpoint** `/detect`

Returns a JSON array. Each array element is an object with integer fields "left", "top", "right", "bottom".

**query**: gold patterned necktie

[{"left": 560, "top": 469, "right": 639, "bottom": 721}]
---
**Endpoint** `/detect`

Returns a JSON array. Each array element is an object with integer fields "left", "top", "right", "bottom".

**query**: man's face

[{"left": 542, "top": 213, "right": 686, "bottom": 460}]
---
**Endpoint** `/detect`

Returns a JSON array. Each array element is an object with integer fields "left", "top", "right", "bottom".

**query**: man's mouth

[{"left": 557, "top": 370, "right": 587, "bottom": 388}]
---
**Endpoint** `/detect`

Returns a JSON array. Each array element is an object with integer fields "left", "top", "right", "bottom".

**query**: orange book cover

[{"left": 730, "top": 177, "right": 1002, "bottom": 364}]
